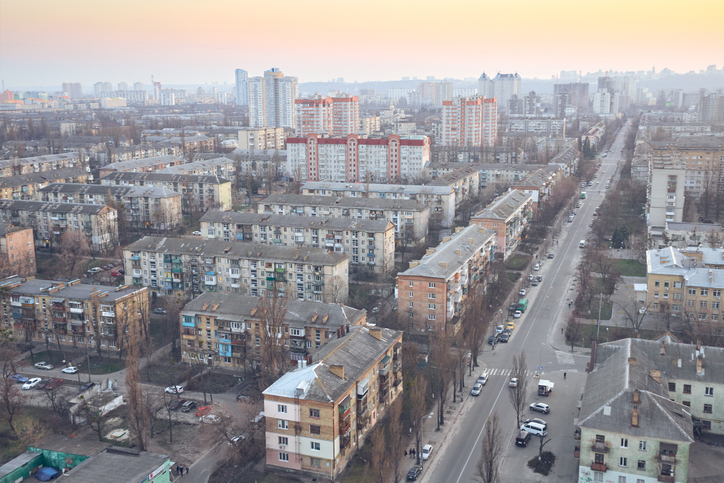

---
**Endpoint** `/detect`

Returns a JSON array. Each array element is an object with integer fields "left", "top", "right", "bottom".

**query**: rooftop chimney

[
  {"left": 369, "top": 327, "right": 382, "bottom": 340},
  {"left": 329, "top": 364, "right": 345, "bottom": 379},
  {"left": 660, "top": 340, "right": 666, "bottom": 356},
  {"left": 632, "top": 407, "right": 639, "bottom": 427},
  {"left": 633, "top": 388, "right": 640, "bottom": 403}
]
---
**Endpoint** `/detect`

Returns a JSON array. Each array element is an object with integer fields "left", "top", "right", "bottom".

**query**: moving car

[
  {"left": 23, "top": 377, "right": 42, "bottom": 390},
  {"left": 154, "top": 308, "right": 167, "bottom": 315},
  {"left": 169, "top": 399, "right": 187, "bottom": 411},
  {"left": 509, "top": 378, "right": 518, "bottom": 388},
  {"left": 61, "top": 366, "right": 78, "bottom": 374},
  {"left": 371, "top": 306, "right": 381, "bottom": 314},
  {"left": 536, "top": 276, "right": 542, "bottom": 282},
  {"left": 513, "top": 310, "right": 522, "bottom": 319},
  {"left": 515, "top": 430, "right": 532, "bottom": 447},
  {"left": 530, "top": 402, "right": 550, "bottom": 414},
  {"left": 471, "top": 383, "right": 483, "bottom": 396},
  {"left": 9, "top": 374, "right": 28, "bottom": 383},
  {"left": 165, "top": 385, "right": 183, "bottom": 394},
  {"left": 421, "top": 444, "right": 433, "bottom": 461},
  {"left": 547, "top": 253, "right": 554, "bottom": 259},
  {"left": 87, "top": 267, "right": 102, "bottom": 274},
  {"left": 192, "top": 231, "right": 202, "bottom": 235},
  {"left": 34, "top": 362, "right": 54, "bottom": 370},
  {"left": 407, "top": 466, "right": 423, "bottom": 481},
  {"left": 477, "top": 373, "right": 488, "bottom": 386},
  {"left": 531, "top": 280, "right": 538, "bottom": 287}
]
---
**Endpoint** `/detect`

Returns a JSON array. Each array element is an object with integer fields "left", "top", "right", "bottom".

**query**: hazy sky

[{"left": 1, "top": 0, "right": 722, "bottom": 89}]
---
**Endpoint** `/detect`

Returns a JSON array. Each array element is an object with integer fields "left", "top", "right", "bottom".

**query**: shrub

[{"left": 527, "top": 451, "right": 556, "bottom": 475}]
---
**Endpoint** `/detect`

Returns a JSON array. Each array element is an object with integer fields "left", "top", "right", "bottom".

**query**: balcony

[
  {"left": 590, "top": 462, "right": 607, "bottom": 472},
  {"left": 70, "top": 319, "right": 85, "bottom": 326},
  {"left": 657, "top": 453, "right": 677, "bottom": 464},
  {"left": 379, "top": 355, "right": 391, "bottom": 376},
  {"left": 101, "top": 311, "right": 115, "bottom": 318},
  {"left": 590, "top": 441, "right": 610, "bottom": 453},
  {"left": 658, "top": 475, "right": 675, "bottom": 483},
  {"left": 393, "top": 360, "right": 402, "bottom": 373},
  {"left": 69, "top": 307, "right": 83, "bottom": 314}
]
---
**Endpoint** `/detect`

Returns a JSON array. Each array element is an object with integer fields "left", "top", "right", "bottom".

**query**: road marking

[{"left": 556, "top": 351, "right": 575, "bottom": 365}]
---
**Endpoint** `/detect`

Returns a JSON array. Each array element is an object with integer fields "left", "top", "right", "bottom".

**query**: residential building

[
  {"left": 62, "top": 82, "right": 83, "bottom": 99},
  {"left": 592, "top": 88, "right": 620, "bottom": 115},
  {"left": 235, "top": 69, "right": 249, "bottom": 106},
  {"left": 548, "top": 146, "right": 580, "bottom": 177},
  {"left": 0, "top": 153, "right": 85, "bottom": 177},
  {"left": 664, "top": 222, "right": 724, "bottom": 249},
  {"left": 493, "top": 73, "right": 521, "bottom": 112},
  {"left": 0, "top": 200, "right": 117, "bottom": 252},
  {"left": 507, "top": 117, "right": 566, "bottom": 136},
  {"left": 199, "top": 211, "right": 395, "bottom": 275},
  {"left": 470, "top": 190, "right": 533, "bottom": 260},
  {"left": 477, "top": 73, "right": 493, "bottom": 98},
  {"left": 396, "top": 225, "right": 495, "bottom": 334},
  {"left": 258, "top": 194, "right": 430, "bottom": 244},
  {"left": 123, "top": 236, "right": 349, "bottom": 302},
  {"left": 302, "top": 181, "right": 456, "bottom": 228},
  {"left": 553, "top": 82, "right": 589, "bottom": 117},
  {"left": 99, "top": 172, "right": 232, "bottom": 212},
  {"left": 0, "top": 276, "right": 149, "bottom": 353},
  {"left": 38, "top": 184, "right": 182, "bottom": 231},
  {"left": 510, "top": 166, "right": 562, "bottom": 214},
  {"left": 0, "top": 168, "right": 91, "bottom": 200},
  {"left": 237, "top": 127, "right": 287, "bottom": 150},
  {"left": 263, "top": 325, "right": 403, "bottom": 480},
  {"left": 98, "top": 155, "right": 184, "bottom": 178},
  {"left": 648, "top": 140, "right": 724, "bottom": 201},
  {"left": 0, "top": 223, "right": 36, "bottom": 277},
  {"left": 428, "top": 165, "right": 481, "bottom": 207},
  {"left": 295, "top": 96, "right": 360, "bottom": 136},
  {"left": 249, "top": 68, "right": 298, "bottom": 129},
  {"left": 180, "top": 292, "right": 367, "bottom": 368},
  {"left": 699, "top": 93, "right": 724, "bottom": 123},
  {"left": 577, "top": 337, "right": 694, "bottom": 483},
  {"left": 441, "top": 96, "right": 498, "bottom": 148},
  {"left": 286, "top": 134, "right": 430, "bottom": 184},
  {"left": 157, "top": 157, "right": 237, "bottom": 180},
  {"left": 648, "top": 168, "right": 686, "bottom": 233}
]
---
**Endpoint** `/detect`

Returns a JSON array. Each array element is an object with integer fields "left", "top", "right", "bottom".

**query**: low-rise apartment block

[
  {"left": 510, "top": 166, "right": 562, "bottom": 214},
  {"left": 0, "top": 200, "right": 118, "bottom": 252},
  {"left": 157, "top": 156, "right": 236, "bottom": 180},
  {"left": 396, "top": 225, "right": 495, "bottom": 334},
  {"left": 470, "top": 190, "right": 533, "bottom": 260},
  {"left": 38, "top": 183, "right": 182, "bottom": 231},
  {"left": 0, "top": 168, "right": 91, "bottom": 201},
  {"left": 0, "top": 276, "right": 149, "bottom": 353},
  {"left": 428, "top": 165, "right": 481, "bottom": 206},
  {"left": 237, "top": 127, "right": 288, "bottom": 150},
  {"left": 507, "top": 117, "right": 566, "bottom": 136},
  {"left": 99, "top": 172, "right": 232, "bottom": 212},
  {"left": 0, "top": 153, "right": 85, "bottom": 177},
  {"left": 0, "top": 223, "right": 36, "bottom": 277},
  {"left": 123, "top": 236, "right": 349, "bottom": 303},
  {"left": 199, "top": 211, "right": 395, "bottom": 275},
  {"left": 258, "top": 194, "right": 430, "bottom": 244},
  {"left": 179, "top": 292, "right": 367, "bottom": 368},
  {"left": 98, "top": 155, "right": 184, "bottom": 178},
  {"left": 301, "top": 181, "right": 456, "bottom": 228},
  {"left": 263, "top": 325, "right": 403, "bottom": 480}
]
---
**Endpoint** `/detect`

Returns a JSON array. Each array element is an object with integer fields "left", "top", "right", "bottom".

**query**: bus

[{"left": 517, "top": 298, "right": 529, "bottom": 312}]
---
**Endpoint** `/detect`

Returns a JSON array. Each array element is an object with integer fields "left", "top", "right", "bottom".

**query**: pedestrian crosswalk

[
  {"left": 481, "top": 368, "right": 539, "bottom": 377},
  {"left": 556, "top": 350, "right": 575, "bottom": 365}
]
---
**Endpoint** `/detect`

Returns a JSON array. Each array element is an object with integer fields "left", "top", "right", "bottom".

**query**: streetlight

[
  {"left": 596, "top": 293, "right": 603, "bottom": 343},
  {"left": 416, "top": 412, "right": 434, "bottom": 465}
]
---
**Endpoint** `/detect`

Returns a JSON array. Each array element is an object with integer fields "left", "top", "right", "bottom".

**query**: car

[
  {"left": 575, "top": 202, "right": 581, "bottom": 208},
  {"left": 477, "top": 373, "right": 488, "bottom": 385},
  {"left": 506, "top": 322, "right": 516, "bottom": 331},
  {"left": 181, "top": 400, "right": 197, "bottom": 413},
  {"left": 547, "top": 253, "right": 554, "bottom": 259},
  {"left": 530, "top": 402, "right": 550, "bottom": 413},
  {"left": 195, "top": 406, "right": 211, "bottom": 417},
  {"left": 509, "top": 304, "right": 517, "bottom": 312},
  {"left": 200, "top": 414, "right": 220, "bottom": 424},
  {"left": 588, "top": 181, "right": 593, "bottom": 186},
  {"left": 533, "top": 263, "right": 540, "bottom": 271},
  {"left": 35, "top": 378, "right": 52, "bottom": 390},
  {"left": 536, "top": 276, "right": 542, "bottom": 282},
  {"left": 500, "top": 333, "right": 510, "bottom": 343},
  {"left": 407, "top": 466, "right": 423, "bottom": 481},
  {"left": 519, "top": 289, "right": 526, "bottom": 296},
  {"left": 117, "top": 269, "right": 124, "bottom": 274},
  {"left": 471, "top": 383, "right": 483, "bottom": 396},
  {"left": 228, "top": 434, "right": 247, "bottom": 446},
  {"left": 61, "top": 366, "right": 79, "bottom": 374},
  {"left": 34, "top": 362, "right": 54, "bottom": 370},
  {"left": 513, "top": 310, "right": 522, "bottom": 319},
  {"left": 111, "top": 271, "right": 122, "bottom": 277},
  {"left": 531, "top": 280, "right": 538, "bottom": 286},
  {"left": 527, "top": 274, "right": 534, "bottom": 281},
  {"left": 45, "top": 378, "right": 65, "bottom": 391},
  {"left": 487, "top": 334, "right": 498, "bottom": 345},
  {"left": 87, "top": 267, "right": 102, "bottom": 274},
  {"left": 9, "top": 374, "right": 28, "bottom": 383},
  {"left": 154, "top": 308, "right": 168, "bottom": 315},
  {"left": 79, "top": 381, "right": 95, "bottom": 393},
  {"left": 593, "top": 212, "right": 598, "bottom": 216},
  {"left": 496, "top": 325, "right": 504, "bottom": 334},
  {"left": 371, "top": 306, "right": 381, "bottom": 314},
  {"left": 515, "top": 430, "right": 532, "bottom": 447},
  {"left": 165, "top": 385, "right": 183, "bottom": 394},
  {"left": 169, "top": 399, "right": 187, "bottom": 411},
  {"left": 192, "top": 231, "right": 202, "bottom": 235},
  {"left": 589, "top": 221, "right": 594, "bottom": 227},
  {"left": 509, "top": 377, "right": 518, "bottom": 388},
  {"left": 523, "top": 417, "right": 548, "bottom": 427},
  {"left": 23, "top": 377, "right": 42, "bottom": 390}
]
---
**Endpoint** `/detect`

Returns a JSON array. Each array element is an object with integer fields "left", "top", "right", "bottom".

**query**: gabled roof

[
  {"left": 471, "top": 190, "right": 532, "bottom": 221},
  {"left": 200, "top": 211, "right": 393, "bottom": 233},
  {"left": 260, "top": 193, "right": 430, "bottom": 212}
]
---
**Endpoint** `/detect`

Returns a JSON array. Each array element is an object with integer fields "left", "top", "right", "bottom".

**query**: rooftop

[
  {"left": 157, "top": 156, "right": 236, "bottom": 174},
  {"left": 62, "top": 448, "right": 169, "bottom": 483},
  {"left": 100, "top": 172, "right": 230, "bottom": 185},
  {"left": 472, "top": 190, "right": 532, "bottom": 221},
  {"left": 0, "top": 200, "right": 111, "bottom": 215},
  {"left": 0, "top": 168, "right": 90, "bottom": 189},
  {"left": 302, "top": 181, "right": 453, "bottom": 196},
  {"left": 0, "top": 276, "right": 146, "bottom": 302},
  {"left": 200, "top": 211, "right": 393, "bottom": 232},
  {"left": 260, "top": 193, "right": 430, "bottom": 211},
  {"left": 100, "top": 155, "right": 183, "bottom": 172},
  {"left": 40, "top": 183, "right": 180, "bottom": 199}
]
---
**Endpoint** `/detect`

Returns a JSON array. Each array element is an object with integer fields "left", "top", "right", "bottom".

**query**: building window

[
  {"left": 700, "top": 301, "right": 708, "bottom": 308},
  {"left": 428, "top": 293, "right": 435, "bottom": 299},
  {"left": 703, "top": 420, "right": 712, "bottom": 430},
  {"left": 620, "top": 438, "right": 628, "bottom": 448},
  {"left": 706, "top": 387, "right": 714, "bottom": 396},
  {"left": 704, "top": 404, "right": 713, "bottom": 414},
  {"left": 714, "top": 289, "right": 721, "bottom": 296},
  {"left": 618, "top": 477, "right": 626, "bottom": 483},
  {"left": 638, "top": 441, "right": 646, "bottom": 451},
  {"left": 279, "top": 436, "right": 288, "bottom": 445},
  {"left": 654, "top": 292, "right": 659, "bottom": 298},
  {"left": 310, "top": 408, "right": 320, "bottom": 418},
  {"left": 684, "top": 384, "right": 691, "bottom": 394},
  {"left": 429, "top": 303, "right": 436, "bottom": 310},
  {"left": 428, "top": 314, "right": 436, "bottom": 320},
  {"left": 593, "top": 473, "right": 603, "bottom": 483},
  {"left": 279, "top": 452, "right": 289, "bottom": 462},
  {"left": 278, "top": 404, "right": 287, "bottom": 414},
  {"left": 310, "top": 457, "right": 321, "bottom": 468},
  {"left": 311, "top": 441, "right": 320, "bottom": 451},
  {"left": 409, "top": 292, "right": 414, "bottom": 298},
  {"left": 409, "top": 281, "right": 414, "bottom": 287},
  {"left": 654, "top": 281, "right": 660, "bottom": 287},
  {"left": 310, "top": 425, "right": 321, "bottom": 435},
  {"left": 683, "top": 401, "right": 691, "bottom": 407},
  {"left": 619, "top": 457, "right": 627, "bottom": 467},
  {"left": 668, "top": 383, "right": 676, "bottom": 392},
  {"left": 701, "top": 289, "right": 709, "bottom": 296},
  {"left": 428, "top": 282, "right": 436, "bottom": 288},
  {"left": 689, "top": 289, "right": 697, "bottom": 295},
  {"left": 595, "top": 453, "right": 604, "bottom": 464},
  {"left": 278, "top": 420, "right": 288, "bottom": 430}
]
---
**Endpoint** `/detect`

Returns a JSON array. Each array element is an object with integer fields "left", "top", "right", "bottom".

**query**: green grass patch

[
  {"left": 612, "top": 259, "right": 646, "bottom": 277},
  {"left": 506, "top": 253, "right": 531, "bottom": 271},
  {"left": 76, "top": 355, "right": 126, "bottom": 374},
  {"left": 507, "top": 272, "right": 519, "bottom": 283}
]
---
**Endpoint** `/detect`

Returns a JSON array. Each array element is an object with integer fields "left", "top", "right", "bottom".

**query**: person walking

[
  {"left": 185, "top": 467, "right": 189, "bottom": 475},
  {"left": 404, "top": 450, "right": 408, "bottom": 458},
  {"left": 564, "top": 372, "right": 567, "bottom": 379}
]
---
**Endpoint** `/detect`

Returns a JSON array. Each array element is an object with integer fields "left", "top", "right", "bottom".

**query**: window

[
  {"left": 428, "top": 282, "right": 436, "bottom": 288},
  {"left": 278, "top": 420, "right": 288, "bottom": 430},
  {"left": 429, "top": 303, "right": 436, "bottom": 310},
  {"left": 637, "top": 480, "right": 645, "bottom": 483},
  {"left": 700, "top": 301, "right": 708, "bottom": 308},
  {"left": 278, "top": 436, "right": 288, "bottom": 445},
  {"left": 277, "top": 405, "right": 288, "bottom": 415},
  {"left": 654, "top": 292, "right": 659, "bottom": 298},
  {"left": 714, "top": 302, "right": 721, "bottom": 309},
  {"left": 428, "top": 293, "right": 436, "bottom": 299},
  {"left": 595, "top": 453, "right": 605, "bottom": 464},
  {"left": 668, "top": 382, "right": 676, "bottom": 392},
  {"left": 310, "top": 425, "right": 321, "bottom": 435},
  {"left": 409, "top": 302, "right": 413, "bottom": 308},
  {"left": 619, "top": 457, "right": 627, "bottom": 467},
  {"left": 409, "top": 281, "right": 414, "bottom": 287},
  {"left": 714, "top": 290, "right": 721, "bottom": 297},
  {"left": 653, "top": 303, "right": 659, "bottom": 309},
  {"left": 684, "top": 384, "right": 691, "bottom": 394},
  {"left": 428, "top": 314, "right": 436, "bottom": 320},
  {"left": 655, "top": 280, "right": 660, "bottom": 287},
  {"left": 701, "top": 289, "right": 709, "bottom": 296},
  {"left": 409, "top": 292, "right": 414, "bottom": 298},
  {"left": 703, "top": 420, "right": 712, "bottom": 430},
  {"left": 618, "top": 477, "right": 626, "bottom": 483},
  {"left": 310, "top": 408, "right": 320, "bottom": 418},
  {"left": 689, "top": 288, "right": 697, "bottom": 295},
  {"left": 593, "top": 472, "right": 603, "bottom": 482},
  {"left": 620, "top": 438, "right": 628, "bottom": 448},
  {"left": 311, "top": 441, "right": 321, "bottom": 451},
  {"left": 704, "top": 404, "right": 713, "bottom": 414},
  {"left": 706, "top": 387, "right": 714, "bottom": 396},
  {"left": 674, "top": 281, "right": 682, "bottom": 288},
  {"left": 310, "top": 457, "right": 321, "bottom": 468},
  {"left": 683, "top": 401, "right": 690, "bottom": 407},
  {"left": 664, "top": 281, "right": 669, "bottom": 288},
  {"left": 279, "top": 452, "right": 289, "bottom": 461},
  {"left": 638, "top": 441, "right": 646, "bottom": 451}
]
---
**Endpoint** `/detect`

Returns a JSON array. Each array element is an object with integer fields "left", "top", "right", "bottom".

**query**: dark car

[
  {"left": 35, "top": 378, "right": 51, "bottom": 390},
  {"left": 515, "top": 430, "right": 531, "bottom": 447},
  {"left": 407, "top": 466, "right": 423, "bottom": 481},
  {"left": 169, "top": 399, "right": 187, "bottom": 411},
  {"left": 45, "top": 378, "right": 65, "bottom": 391},
  {"left": 536, "top": 276, "right": 542, "bottom": 282},
  {"left": 79, "top": 381, "right": 95, "bottom": 393},
  {"left": 531, "top": 280, "right": 538, "bottom": 286},
  {"left": 488, "top": 333, "right": 499, "bottom": 345},
  {"left": 500, "top": 333, "right": 510, "bottom": 343},
  {"left": 547, "top": 253, "right": 554, "bottom": 259},
  {"left": 508, "top": 304, "right": 517, "bottom": 313}
]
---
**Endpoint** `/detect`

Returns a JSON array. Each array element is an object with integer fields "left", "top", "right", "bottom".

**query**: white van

[
  {"left": 579, "top": 240, "right": 586, "bottom": 248},
  {"left": 520, "top": 421, "right": 548, "bottom": 436}
]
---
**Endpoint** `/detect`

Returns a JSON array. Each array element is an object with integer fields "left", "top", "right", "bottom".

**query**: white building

[
  {"left": 235, "top": 69, "right": 248, "bottom": 106},
  {"left": 493, "top": 73, "right": 521, "bottom": 111},
  {"left": 592, "top": 88, "right": 620, "bottom": 115}
]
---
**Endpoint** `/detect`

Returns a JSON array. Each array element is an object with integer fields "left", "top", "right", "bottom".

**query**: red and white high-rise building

[
  {"left": 295, "top": 96, "right": 359, "bottom": 136},
  {"left": 441, "top": 96, "right": 498, "bottom": 148},
  {"left": 287, "top": 134, "right": 429, "bottom": 183}
]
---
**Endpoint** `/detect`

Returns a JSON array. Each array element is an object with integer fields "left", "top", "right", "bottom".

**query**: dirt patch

[
  {"left": 141, "top": 362, "right": 201, "bottom": 386},
  {"left": 186, "top": 371, "right": 240, "bottom": 394}
]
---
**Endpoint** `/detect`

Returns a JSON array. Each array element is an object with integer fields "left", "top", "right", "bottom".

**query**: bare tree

[
  {"left": 0, "top": 375, "right": 26, "bottom": 435},
  {"left": 141, "top": 386, "right": 164, "bottom": 439},
  {"left": 565, "top": 315, "right": 582, "bottom": 352},
  {"left": 125, "top": 317, "right": 149, "bottom": 450},
  {"left": 256, "top": 290, "right": 288, "bottom": 385},
  {"left": 429, "top": 333, "right": 452, "bottom": 430},
  {"left": 14, "top": 415, "right": 49, "bottom": 447},
  {"left": 43, "top": 386, "right": 71, "bottom": 417},
  {"left": 80, "top": 399, "right": 108, "bottom": 442},
  {"left": 614, "top": 298, "right": 653, "bottom": 338},
  {"left": 464, "top": 286, "right": 489, "bottom": 370},
  {"left": 368, "top": 424, "right": 389, "bottom": 482},
  {"left": 386, "top": 397, "right": 404, "bottom": 483},
  {"left": 508, "top": 352, "right": 529, "bottom": 428},
  {"left": 409, "top": 373, "right": 428, "bottom": 465},
  {"left": 476, "top": 412, "right": 503, "bottom": 483},
  {"left": 58, "top": 228, "right": 90, "bottom": 278}
]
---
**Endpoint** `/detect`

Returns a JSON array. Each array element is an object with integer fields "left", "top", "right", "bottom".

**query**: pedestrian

[
  {"left": 175, "top": 465, "right": 180, "bottom": 475},
  {"left": 561, "top": 327, "right": 564, "bottom": 334},
  {"left": 186, "top": 467, "right": 189, "bottom": 475},
  {"left": 564, "top": 372, "right": 567, "bottom": 379},
  {"left": 404, "top": 450, "right": 408, "bottom": 458}
]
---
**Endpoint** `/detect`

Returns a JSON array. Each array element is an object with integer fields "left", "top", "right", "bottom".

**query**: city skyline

[{"left": 1, "top": 0, "right": 722, "bottom": 89}]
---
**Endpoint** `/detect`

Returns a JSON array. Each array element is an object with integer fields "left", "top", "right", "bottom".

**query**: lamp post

[
  {"left": 416, "top": 412, "right": 434, "bottom": 465},
  {"left": 596, "top": 293, "right": 603, "bottom": 343}
]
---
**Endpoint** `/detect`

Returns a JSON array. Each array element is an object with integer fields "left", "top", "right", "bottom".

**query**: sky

[{"left": 1, "top": 0, "right": 723, "bottom": 90}]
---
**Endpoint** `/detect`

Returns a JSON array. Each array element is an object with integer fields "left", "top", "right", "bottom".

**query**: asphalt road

[{"left": 422, "top": 125, "right": 630, "bottom": 483}]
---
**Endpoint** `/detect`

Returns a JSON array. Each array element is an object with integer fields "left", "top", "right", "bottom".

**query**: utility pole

[{"left": 596, "top": 292, "right": 603, "bottom": 342}]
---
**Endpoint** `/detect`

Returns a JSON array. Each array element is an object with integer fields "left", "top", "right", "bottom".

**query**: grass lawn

[
  {"left": 0, "top": 407, "right": 76, "bottom": 465},
  {"left": 507, "top": 272, "right": 520, "bottom": 283},
  {"left": 23, "top": 349, "right": 85, "bottom": 367},
  {"left": 612, "top": 259, "right": 646, "bottom": 277},
  {"left": 506, "top": 253, "right": 531, "bottom": 271},
  {"left": 576, "top": 298, "right": 613, "bottom": 321},
  {"left": 76, "top": 355, "right": 126, "bottom": 374}
]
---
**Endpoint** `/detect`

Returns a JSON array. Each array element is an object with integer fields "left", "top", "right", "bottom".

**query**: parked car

[
  {"left": 61, "top": 366, "right": 78, "bottom": 374},
  {"left": 23, "top": 377, "right": 42, "bottom": 390},
  {"left": 195, "top": 406, "right": 211, "bottom": 417},
  {"left": 407, "top": 466, "right": 423, "bottom": 481},
  {"left": 487, "top": 334, "right": 498, "bottom": 345},
  {"left": 527, "top": 274, "right": 534, "bottom": 281},
  {"left": 181, "top": 400, "right": 197, "bottom": 413},
  {"left": 371, "top": 306, "right": 381, "bottom": 314},
  {"left": 536, "top": 276, "right": 542, "bottom": 282},
  {"left": 519, "top": 289, "right": 526, "bottom": 296},
  {"left": 169, "top": 399, "right": 187, "bottom": 411},
  {"left": 531, "top": 280, "right": 538, "bottom": 287},
  {"left": 471, "top": 383, "right": 483, "bottom": 396},
  {"left": 533, "top": 263, "right": 540, "bottom": 271},
  {"left": 589, "top": 220, "right": 594, "bottom": 227},
  {"left": 192, "top": 231, "right": 202, "bottom": 236},
  {"left": 515, "top": 430, "right": 532, "bottom": 447},
  {"left": 45, "top": 378, "right": 65, "bottom": 391},
  {"left": 117, "top": 269, "right": 124, "bottom": 274},
  {"left": 165, "top": 385, "right": 183, "bottom": 394},
  {"left": 421, "top": 444, "right": 433, "bottom": 461},
  {"left": 236, "top": 393, "right": 250, "bottom": 402},
  {"left": 154, "top": 308, "right": 168, "bottom": 315},
  {"left": 500, "top": 333, "right": 510, "bottom": 343},
  {"left": 9, "top": 374, "right": 28, "bottom": 383},
  {"left": 508, "top": 304, "right": 517, "bottom": 312},
  {"left": 509, "top": 378, "right": 518, "bottom": 388},
  {"left": 523, "top": 417, "right": 548, "bottom": 427},
  {"left": 496, "top": 325, "right": 504, "bottom": 334},
  {"left": 34, "top": 362, "right": 54, "bottom": 370},
  {"left": 547, "top": 253, "right": 554, "bottom": 259},
  {"left": 35, "top": 378, "right": 52, "bottom": 390},
  {"left": 506, "top": 322, "right": 516, "bottom": 331},
  {"left": 79, "top": 381, "right": 95, "bottom": 393},
  {"left": 530, "top": 402, "right": 550, "bottom": 414},
  {"left": 477, "top": 373, "right": 488, "bottom": 386},
  {"left": 513, "top": 310, "right": 522, "bottom": 319},
  {"left": 228, "top": 434, "right": 247, "bottom": 446},
  {"left": 111, "top": 271, "right": 122, "bottom": 277}
]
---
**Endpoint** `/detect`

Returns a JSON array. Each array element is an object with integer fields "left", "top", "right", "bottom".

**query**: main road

[{"left": 422, "top": 124, "right": 631, "bottom": 483}]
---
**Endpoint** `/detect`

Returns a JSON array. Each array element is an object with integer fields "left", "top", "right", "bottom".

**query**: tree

[
  {"left": 386, "top": 398, "right": 404, "bottom": 483},
  {"left": 463, "top": 285, "right": 489, "bottom": 370},
  {"left": 0, "top": 375, "right": 26, "bottom": 435},
  {"left": 508, "top": 352, "right": 529, "bottom": 428},
  {"left": 565, "top": 315, "right": 582, "bottom": 352},
  {"left": 368, "top": 424, "right": 389, "bottom": 482},
  {"left": 141, "top": 386, "right": 164, "bottom": 439},
  {"left": 43, "top": 386, "right": 71, "bottom": 417},
  {"left": 615, "top": 297, "right": 653, "bottom": 338},
  {"left": 14, "top": 415, "right": 49, "bottom": 447},
  {"left": 408, "top": 373, "right": 428, "bottom": 465},
  {"left": 58, "top": 229, "right": 90, "bottom": 278},
  {"left": 125, "top": 317, "right": 149, "bottom": 451},
  {"left": 80, "top": 399, "right": 108, "bottom": 442},
  {"left": 429, "top": 333, "right": 452, "bottom": 430},
  {"left": 476, "top": 413, "right": 502, "bottom": 483},
  {"left": 256, "top": 290, "right": 288, "bottom": 385}
]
